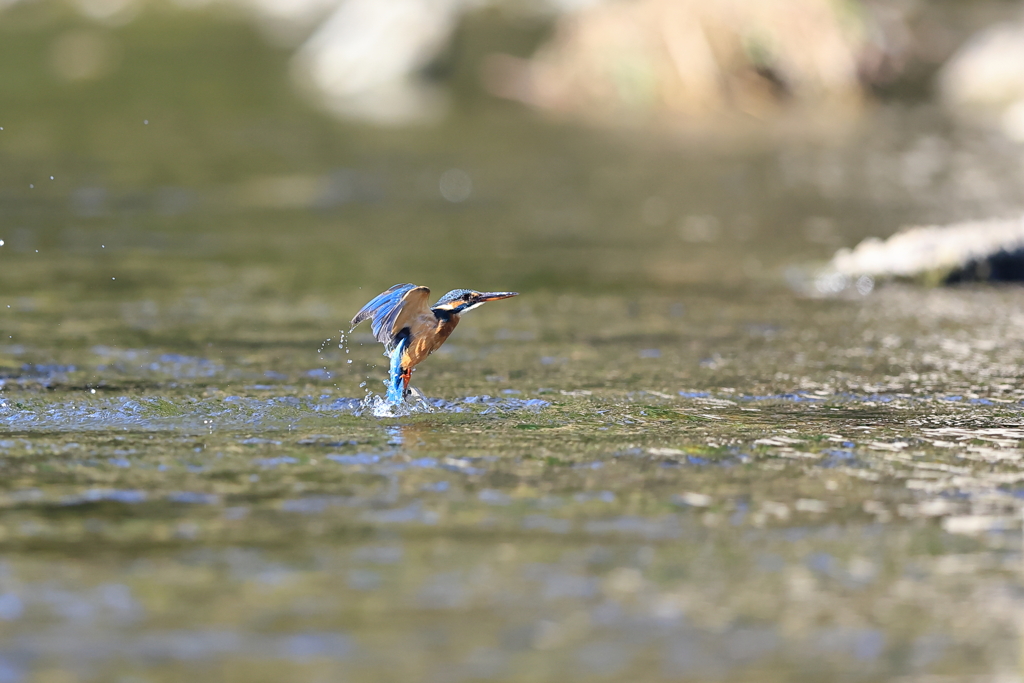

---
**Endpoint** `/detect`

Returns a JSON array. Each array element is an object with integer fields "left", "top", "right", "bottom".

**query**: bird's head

[{"left": 431, "top": 289, "right": 518, "bottom": 315}]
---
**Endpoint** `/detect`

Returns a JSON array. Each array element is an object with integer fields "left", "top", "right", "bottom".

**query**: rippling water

[{"left": 3, "top": 4, "right": 1024, "bottom": 682}]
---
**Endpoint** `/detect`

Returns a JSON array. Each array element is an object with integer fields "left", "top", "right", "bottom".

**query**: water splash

[
  {"left": 339, "top": 330, "right": 352, "bottom": 365},
  {"left": 355, "top": 391, "right": 436, "bottom": 418}
]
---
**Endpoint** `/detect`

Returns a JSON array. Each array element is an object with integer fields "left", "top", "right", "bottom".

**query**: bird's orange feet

[{"left": 401, "top": 368, "right": 412, "bottom": 398}]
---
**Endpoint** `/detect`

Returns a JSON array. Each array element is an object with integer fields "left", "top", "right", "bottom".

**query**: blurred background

[
  {"left": 4, "top": 1, "right": 1024, "bottom": 682},
  {"left": 2, "top": 0, "right": 1024, "bottom": 320}
]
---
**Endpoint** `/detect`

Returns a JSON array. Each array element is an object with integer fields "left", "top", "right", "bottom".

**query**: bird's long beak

[{"left": 478, "top": 291, "right": 518, "bottom": 301}]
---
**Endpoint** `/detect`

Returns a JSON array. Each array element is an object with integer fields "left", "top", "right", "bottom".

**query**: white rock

[
  {"left": 938, "top": 22, "right": 1024, "bottom": 109},
  {"left": 829, "top": 215, "right": 1024, "bottom": 279},
  {"left": 290, "top": 0, "right": 467, "bottom": 125}
]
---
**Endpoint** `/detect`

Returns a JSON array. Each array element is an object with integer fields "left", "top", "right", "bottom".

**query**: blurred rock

[
  {"left": 4, "top": 0, "right": 924, "bottom": 127},
  {"left": 828, "top": 215, "right": 1024, "bottom": 285},
  {"left": 937, "top": 21, "right": 1024, "bottom": 141},
  {"left": 482, "top": 0, "right": 878, "bottom": 125},
  {"left": 289, "top": 0, "right": 469, "bottom": 125}
]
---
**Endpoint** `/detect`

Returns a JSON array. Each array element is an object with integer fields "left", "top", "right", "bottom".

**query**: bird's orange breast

[{"left": 400, "top": 313, "right": 459, "bottom": 370}]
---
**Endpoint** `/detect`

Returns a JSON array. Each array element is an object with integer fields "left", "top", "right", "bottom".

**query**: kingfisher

[{"left": 351, "top": 284, "right": 518, "bottom": 403}]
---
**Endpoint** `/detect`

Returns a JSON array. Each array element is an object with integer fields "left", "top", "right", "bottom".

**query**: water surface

[{"left": 3, "top": 5, "right": 1024, "bottom": 681}]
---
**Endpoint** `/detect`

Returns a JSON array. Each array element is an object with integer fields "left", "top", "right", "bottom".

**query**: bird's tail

[{"left": 385, "top": 335, "right": 409, "bottom": 404}]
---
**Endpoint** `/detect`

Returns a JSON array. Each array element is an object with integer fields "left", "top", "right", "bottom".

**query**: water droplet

[{"left": 855, "top": 275, "right": 874, "bottom": 296}]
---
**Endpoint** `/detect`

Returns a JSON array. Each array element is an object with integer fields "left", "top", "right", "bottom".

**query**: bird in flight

[{"left": 351, "top": 284, "right": 518, "bottom": 403}]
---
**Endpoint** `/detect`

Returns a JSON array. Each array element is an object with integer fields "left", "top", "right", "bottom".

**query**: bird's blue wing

[{"left": 350, "top": 284, "right": 428, "bottom": 352}]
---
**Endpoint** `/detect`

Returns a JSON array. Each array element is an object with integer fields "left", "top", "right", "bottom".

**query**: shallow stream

[{"left": 3, "top": 5, "right": 1024, "bottom": 681}]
